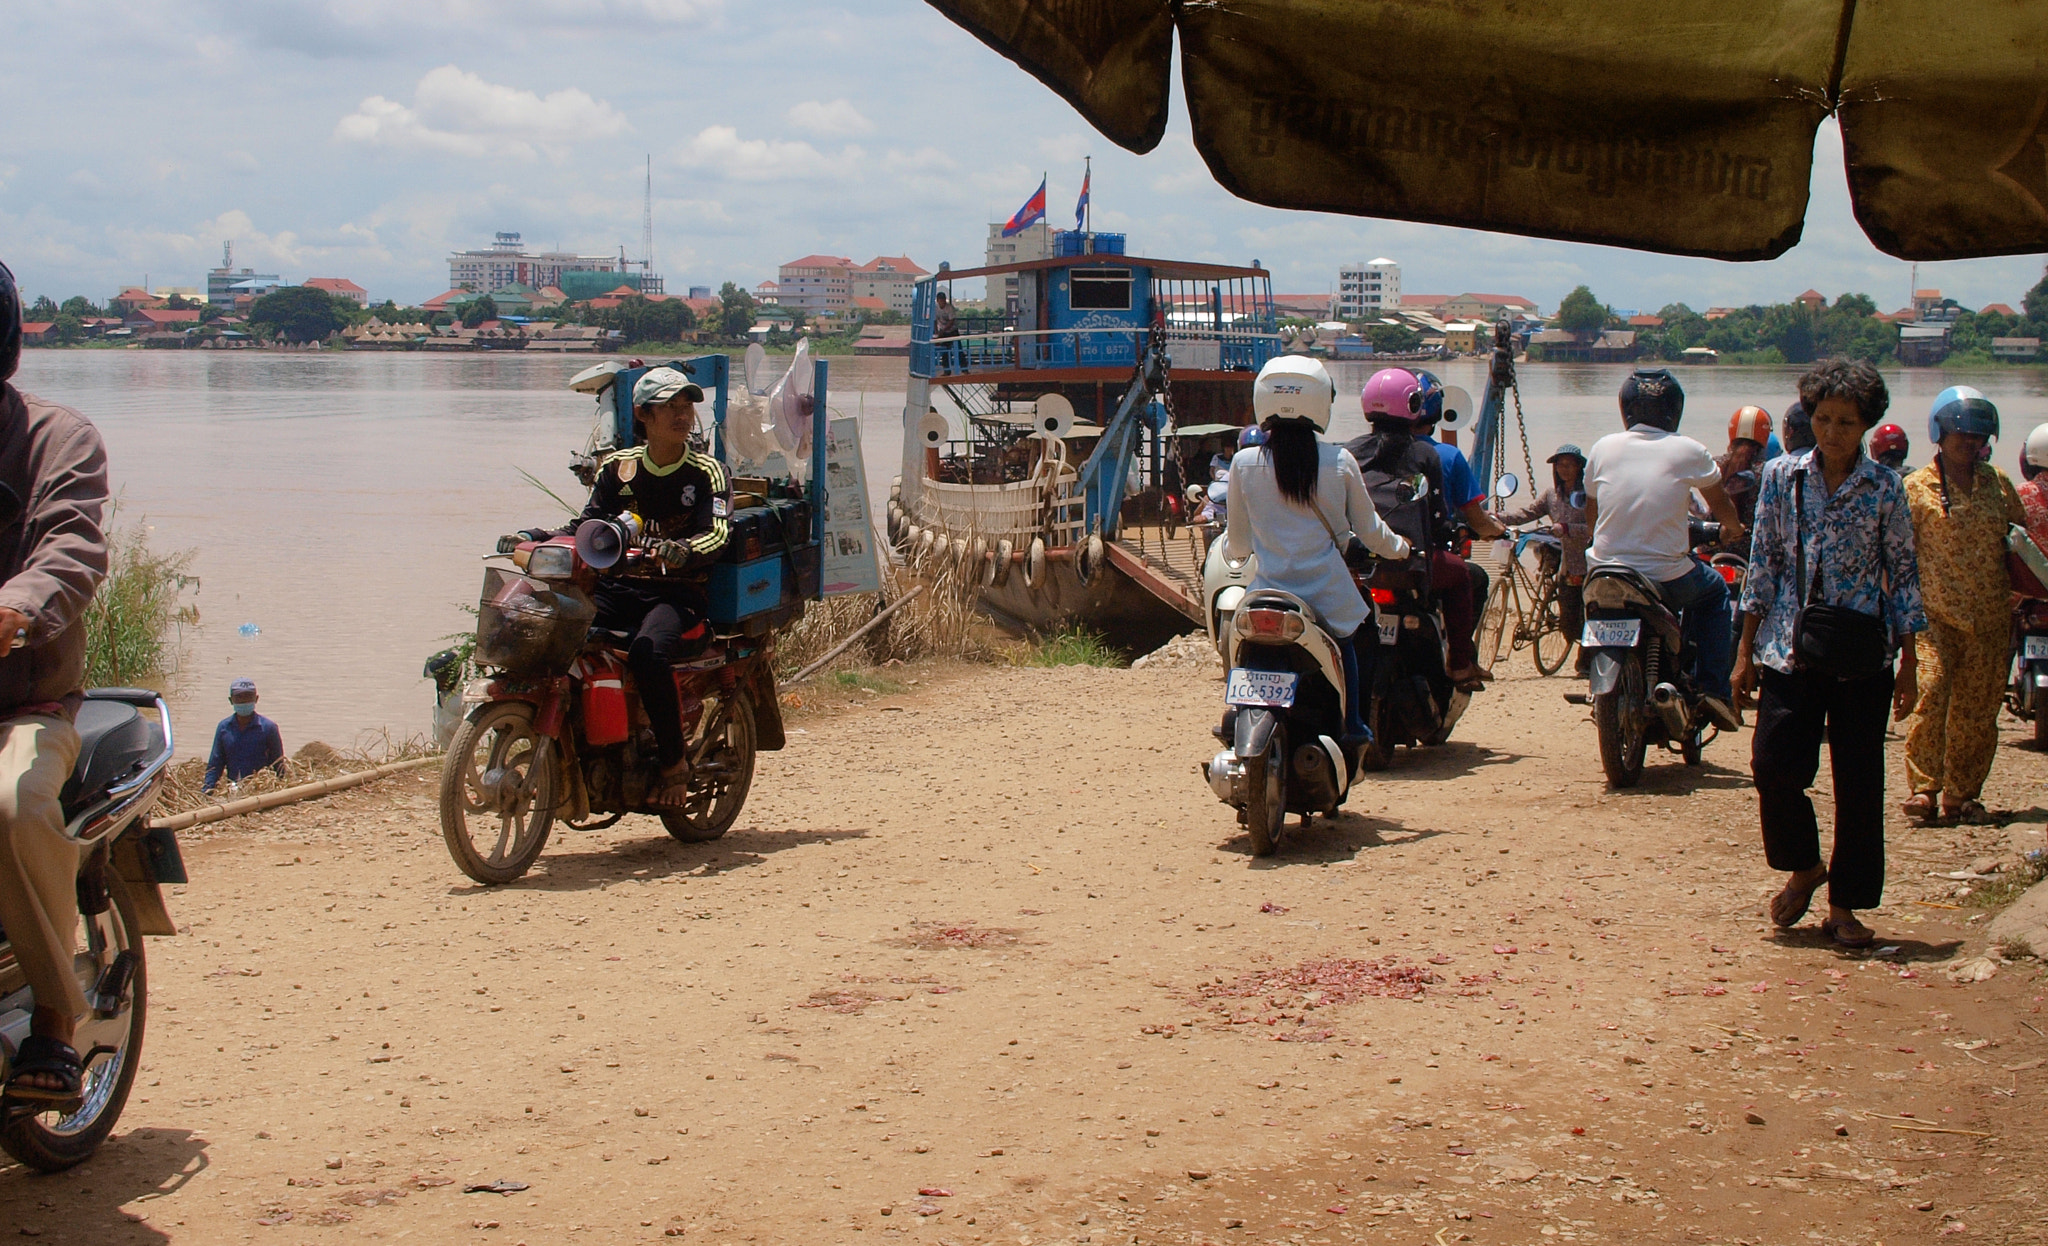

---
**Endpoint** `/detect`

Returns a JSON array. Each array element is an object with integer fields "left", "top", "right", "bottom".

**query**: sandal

[
  {"left": 1818, "top": 916, "right": 1876, "bottom": 949},
  {"left": 1900, "top": 792, "right": 1939, "bottom": 822},
  {"left": 4, "top": 1035, "right": 83, "bottom": 1104},
  {"left": 1943, "top": 799, "right": 1993, "bottom": 826},
  {"left": 1770, "top": 868, "right": 1828, "bottom": 928}
]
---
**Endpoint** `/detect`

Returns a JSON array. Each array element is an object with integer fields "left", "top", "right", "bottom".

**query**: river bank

[{"left": 4, "top": 656, "right": 2042, "bottom": 1243}]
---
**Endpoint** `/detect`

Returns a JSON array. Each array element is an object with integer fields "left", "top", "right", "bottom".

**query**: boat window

[{"left": 1069, "top": 269, "right": 1132, "bottom": 311}]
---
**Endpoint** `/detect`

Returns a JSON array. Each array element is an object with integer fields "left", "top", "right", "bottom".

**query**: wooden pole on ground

[
  {"left": 149, "top": 756, "right": 441, "bottom": 832},
  {"left": 787, "top": 584, "right": 929, "bottom": 685}
]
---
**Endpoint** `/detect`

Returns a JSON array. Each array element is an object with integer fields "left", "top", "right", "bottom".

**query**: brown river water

[{"left": 13, "top": 350, "right": 2047, "bottom": 755}]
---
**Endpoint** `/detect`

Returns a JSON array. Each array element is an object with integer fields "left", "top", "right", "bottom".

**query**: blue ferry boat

[{"left": 885, "top": 233, "right": 1279, "bottom": 648}]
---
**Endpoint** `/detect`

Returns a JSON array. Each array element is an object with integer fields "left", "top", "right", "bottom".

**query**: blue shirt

[
  {"left": 1739, "top": 450, "right": 1927, "bottom": 674},
  {"left": 1420, "top": 435, "right": 1481, "bottom": 508},
  {"left": 204, "top": 713, "right": 286, "bottom": 791}
]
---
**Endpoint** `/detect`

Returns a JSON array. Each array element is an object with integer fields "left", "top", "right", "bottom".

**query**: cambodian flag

[
  {"left": 1001, "top": 178, "right": 1047, "bottom": 237},
  {"left": 1074, "top": 169, "right": 1090, "bottom": 230}
]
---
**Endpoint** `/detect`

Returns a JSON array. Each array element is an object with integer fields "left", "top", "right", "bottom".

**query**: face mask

[{"left": 233, "top": 702, "right": 256, "bottom": 718}]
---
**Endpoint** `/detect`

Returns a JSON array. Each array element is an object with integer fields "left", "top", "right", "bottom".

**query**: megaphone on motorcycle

[{"left": 575, "top": 512, "right": 644, "bottom": 570}]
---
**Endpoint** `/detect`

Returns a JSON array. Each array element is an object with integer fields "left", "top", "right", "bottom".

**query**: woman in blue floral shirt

[{"left": 1731, "top": 359, "right": 1925, "bottom": 949}]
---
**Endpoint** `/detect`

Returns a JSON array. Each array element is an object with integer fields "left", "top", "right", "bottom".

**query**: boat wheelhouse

[{"left": 887, "top": 236, "right": 1280, "bottom": 647}]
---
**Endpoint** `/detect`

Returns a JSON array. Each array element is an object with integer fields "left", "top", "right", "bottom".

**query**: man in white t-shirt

[{"left": 1583, "top": 369, "right": 1747, "bottom": 730}]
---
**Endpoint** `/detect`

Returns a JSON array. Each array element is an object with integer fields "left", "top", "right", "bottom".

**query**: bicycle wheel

[
  {"left": 1476, "top": 574, "right": 1510, "bottom": 670},
  {"left": 1532, "top": 575, "right": 1572, "bottom": 675}
]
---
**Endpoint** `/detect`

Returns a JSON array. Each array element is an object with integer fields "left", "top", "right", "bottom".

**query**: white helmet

[
  {"left": 1251, "top": 355, "right": 1334, "bottom": 432},
  {"left": 2026, "top": 423, "right": 2048, "bottom": 471}
]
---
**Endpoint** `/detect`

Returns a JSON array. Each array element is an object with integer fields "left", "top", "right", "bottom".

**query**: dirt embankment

[{"left": 3, "top": 658, "right": 2045, "bottom": 1244}]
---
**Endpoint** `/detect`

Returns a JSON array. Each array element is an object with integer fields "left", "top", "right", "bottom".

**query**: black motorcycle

[
  {"left": 1356, "top": 553, "right": 1472, "bottom": 770},
  {"left": 1, "top": 689, "right": 181, "bottom": 1171},
  {"left": 1574, "top": 522, "right": 1725, "bottom": 786}
]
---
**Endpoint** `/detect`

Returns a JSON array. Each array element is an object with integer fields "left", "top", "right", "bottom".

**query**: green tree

[
  {"left": 1555, "top": 285, "right": 1608, "bottom": 334},
  {"left": 198, "top": 304, "right": 224, "bottom": 324},
  {"left": 164, "top": 294, "right": 197, "bottom": 311},
  {"left": 48, "top": 313, "right": 83, "bottom": 344},
  {"left": 459, "top": 295, "right": 499, "bottom": 328},
  {"left": 590, "top": 295, "right": 696, "bottom": 343},
  {"left": 718, "top": 282, "right": 756, "bottom": 338},
  {"left": 248, "top": 286, "right": 349, "bottom": 343},
  {"left": 59, "top": 296, "right": 101, "bottom": 319},
  {"left": 28, "top": 295, "right": 58, "bottom": 319},
  {"left": 1833, "top": 292, "right": 1877, "bottom": 317},
  {"left": 2023, "top": 265, "right": 2048, "bottom": 329},
  {"left": 1366, "top": 323, "right": 1421, "bottom": 354}
]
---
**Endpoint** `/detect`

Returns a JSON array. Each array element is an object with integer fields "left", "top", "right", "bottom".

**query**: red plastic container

[{"left": 582, "top": 662, "right": 630, "bottom": 746}]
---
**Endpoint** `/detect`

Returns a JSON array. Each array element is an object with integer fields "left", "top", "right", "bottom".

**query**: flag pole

[{"left": 1084, "top": 156, "right": 1091, "bottom": 234}]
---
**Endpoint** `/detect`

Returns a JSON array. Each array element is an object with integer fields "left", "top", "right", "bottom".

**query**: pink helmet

[{"left": 1361, "top": 367, "right": 1423, "bottom": 422}]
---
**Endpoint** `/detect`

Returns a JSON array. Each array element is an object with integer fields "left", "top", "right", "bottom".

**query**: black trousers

[
  {"left": 594, "top": 580, "right": 708, "bottom": 769},
  {"left": 1751, "top": 664, "right": 1895, "bottom": 911}
]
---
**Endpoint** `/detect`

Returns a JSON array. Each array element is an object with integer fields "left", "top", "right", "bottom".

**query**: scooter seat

[{"left": 60, "top": 699, "right": 161, "bottom": 813}]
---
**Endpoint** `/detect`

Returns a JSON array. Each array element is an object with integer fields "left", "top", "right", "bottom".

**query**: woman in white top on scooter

[{"left": 1224, "top": 356, "right": 1412, "bottom": 743}]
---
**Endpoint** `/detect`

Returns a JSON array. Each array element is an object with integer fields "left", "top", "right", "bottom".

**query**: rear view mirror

[{"left": 1494, "top": 472, "right": 1521, "bottom": 499}]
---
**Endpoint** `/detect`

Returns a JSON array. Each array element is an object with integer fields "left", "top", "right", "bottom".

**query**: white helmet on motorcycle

[
  {"left": 1252, "top": 355, "right": 1334, "bottom": 432},
  {"left": 2025, "top": 423, "right": 2048, "bottom": 477}
]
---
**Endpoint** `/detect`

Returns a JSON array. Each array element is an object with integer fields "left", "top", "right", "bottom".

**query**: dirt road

[{"left": 4, "top": 657, "right": 2045, "bottom": 1244}]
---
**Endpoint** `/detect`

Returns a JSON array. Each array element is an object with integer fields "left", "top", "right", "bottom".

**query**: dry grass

[
  {"left": 774, "top": 555, "right": 1000, "bottom": 678},
  {"left": 157, "top": 731, "right": 437, "bottom": 817}
]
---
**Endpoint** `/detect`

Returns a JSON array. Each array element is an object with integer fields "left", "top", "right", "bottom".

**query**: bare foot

[{"left": 649, "top": 760, "right": 692, "bottom": 809}]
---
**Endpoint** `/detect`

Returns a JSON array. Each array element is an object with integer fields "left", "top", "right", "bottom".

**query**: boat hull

[{"left": 976, "top": 556, "right": 1194, "bottom": 656}]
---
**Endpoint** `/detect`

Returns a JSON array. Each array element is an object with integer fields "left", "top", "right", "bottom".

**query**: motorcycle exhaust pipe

[{"left": 1649, "top": 681, "right": 1689, "bottom": 738}]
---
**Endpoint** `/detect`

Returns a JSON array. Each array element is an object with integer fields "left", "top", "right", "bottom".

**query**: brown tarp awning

[{"left": 926, "top": 0, "right": 2048, "bottom": 262}]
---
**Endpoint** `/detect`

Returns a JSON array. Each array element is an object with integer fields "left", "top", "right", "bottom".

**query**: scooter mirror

[{"left": 1494, "top": 472, "right": 1521, "bottom": 499}]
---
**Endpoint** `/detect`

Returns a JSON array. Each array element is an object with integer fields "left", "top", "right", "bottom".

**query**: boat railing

[
  {"left": 913, "top": 326, "right": 1279, "bottom": 380},
  {"left": 912, "top": 443, "right": 1087, "bottom": 547}
]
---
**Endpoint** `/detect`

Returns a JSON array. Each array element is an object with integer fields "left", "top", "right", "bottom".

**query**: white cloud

[
  {"left": 786, "top": 99, "right": 873, "bottom": 138},
  {"left": 335, "top": 65, "right": 627, "bottom": 162},
  {"left": 674, "top": 126, "right": 860, "bottom": 182}
]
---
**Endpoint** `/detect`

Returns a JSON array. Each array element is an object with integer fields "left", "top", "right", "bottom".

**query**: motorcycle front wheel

[
  {"left": 1593, "top": 651, "right": 1648, "bottom": 788},
  {"left": 441, "top": 701, "right": 558, "bottom": 884},
  {"left": 662, "top": 694, "right": 758, "bottom": 843},
  {"left": 1242, "top": 720, "right": 1287, "bottom": 857},
  {"left": 1, "top": 875, "right": 146, "bottom": 1173}
]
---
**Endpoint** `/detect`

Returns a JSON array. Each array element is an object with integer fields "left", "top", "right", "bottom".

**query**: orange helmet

[{"left": 1728, "top": 405, "right": 1773, "bottom": 447}]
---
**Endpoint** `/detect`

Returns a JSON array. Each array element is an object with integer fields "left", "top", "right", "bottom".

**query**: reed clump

[
  {"left": 84, "top": 514, "right": 199, "bottom": 688},
  {"left": 773, "top": 554, "right": 997, "bottom": 676}
]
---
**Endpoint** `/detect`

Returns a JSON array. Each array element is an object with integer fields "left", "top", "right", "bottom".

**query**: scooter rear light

[
  {"left": 1240, "top": 608, "right": 1304, "bottom": 640},
  {"left": 1715, "top": 564, "right": 1742, "bottom": 585},
  {"left": 1369, "top": 587, "right": 1396, "bottom": 605}
]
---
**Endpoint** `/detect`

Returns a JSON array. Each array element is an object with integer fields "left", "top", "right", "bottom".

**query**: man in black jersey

[{"left": 504, "top": 366, "right": 730, "bottom": 806}]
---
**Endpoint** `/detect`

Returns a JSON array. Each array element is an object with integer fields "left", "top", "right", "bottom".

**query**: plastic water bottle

[{"left": 237, "top": 622, "right": 261, "bottom": 637}]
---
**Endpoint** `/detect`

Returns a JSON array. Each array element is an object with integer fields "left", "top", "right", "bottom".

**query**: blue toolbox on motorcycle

[{"left": 709, "top": 498, "right": 819, "bottom": 628}]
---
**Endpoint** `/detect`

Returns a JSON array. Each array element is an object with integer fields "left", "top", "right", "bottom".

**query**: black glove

[
  {"left": 652, "top": 539, "right": 690, "bottom": 569},
  {"left": 496, "top": 529, "right": 552, "bottom": 554}
]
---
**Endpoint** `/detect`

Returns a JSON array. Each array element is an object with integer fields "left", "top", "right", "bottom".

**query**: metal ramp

[{"left": 1108, "top": 523, "right": 1208, "bottom": 624}]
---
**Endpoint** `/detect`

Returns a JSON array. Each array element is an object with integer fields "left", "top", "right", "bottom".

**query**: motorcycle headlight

[{"left": 525, "top": 543, "right": 577, "bottom": 580}]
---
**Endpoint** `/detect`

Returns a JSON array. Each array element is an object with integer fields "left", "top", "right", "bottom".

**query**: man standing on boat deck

[
  {"left": 934, "top": 292, "right": 959, "bottom": 374},
  {"left": 0, "top": 257, "right": 113, "bottom": 1105}
]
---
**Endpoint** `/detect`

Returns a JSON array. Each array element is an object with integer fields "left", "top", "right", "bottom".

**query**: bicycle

[{"left": 1476, "top": 528, "right": 1574, "bottom": 676}]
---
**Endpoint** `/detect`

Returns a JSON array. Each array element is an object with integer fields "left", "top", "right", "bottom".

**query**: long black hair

[
  {"left": 1263, "top": 418, "right": 1321, "bottom": 505},
  {"left": 1359, "top": 416, "right": 1417, "bottom": 475}
]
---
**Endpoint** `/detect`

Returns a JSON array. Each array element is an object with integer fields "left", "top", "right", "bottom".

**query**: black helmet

[
  {"left": 1618, "top": 367, "right": 1684, "bottom": 432},
  {"left": 1781, "top": 400, "right": 1814, "bottom": 453},
  {"left": 0, "top": 260, "right": 19, "bottom": 384}
]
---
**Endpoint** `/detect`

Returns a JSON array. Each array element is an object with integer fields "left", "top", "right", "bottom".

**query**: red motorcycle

[{"left": 439, "top": 524, "right": 801, "bottom": 884}]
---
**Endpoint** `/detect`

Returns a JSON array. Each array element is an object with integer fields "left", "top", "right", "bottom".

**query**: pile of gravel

[{"left": 1132, "top": 630, "right": 1222, "bottom": 671}]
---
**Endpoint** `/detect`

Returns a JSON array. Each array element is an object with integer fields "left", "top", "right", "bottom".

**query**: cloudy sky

[{"left": 5, "top": 0, "right": 2043, "bottom": 314}]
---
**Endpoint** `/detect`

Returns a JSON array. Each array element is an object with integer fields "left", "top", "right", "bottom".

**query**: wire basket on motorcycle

[{"left": 475, "top": 565, "right": 596, "bottom": 676}]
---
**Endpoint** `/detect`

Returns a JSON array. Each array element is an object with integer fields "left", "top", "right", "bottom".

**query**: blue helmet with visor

[{"left": 1928, "top": 386, "right": 1999, "bottom": 444}]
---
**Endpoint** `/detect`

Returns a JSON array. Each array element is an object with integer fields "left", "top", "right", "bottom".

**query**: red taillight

[
  {"left": 1716, "top": 564, "right": 1742, "bottom": 585},
  {"left": 1240, "top": 608, "right": 1304, "bottom": 640},
  {"left": 1369, "top": 587, "right": 1396, "bottom": 605}
]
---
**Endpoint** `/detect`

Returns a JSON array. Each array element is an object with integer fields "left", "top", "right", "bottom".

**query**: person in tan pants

[{"left": 0, "top": 259, "right": 111, "bottom": 1102}]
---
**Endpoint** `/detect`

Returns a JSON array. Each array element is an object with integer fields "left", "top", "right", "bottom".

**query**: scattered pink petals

[
  {"left": 1493, "top": 944, "right": 1519, "bottom": 955},
  {"left": 918, "top": 1188, "right": 953, "bottom": 1198},
  {"left": 1326, "top": 1205, "right": 1348, "bottom": 1214},
  {"left": 1260, "top": 902, "right": 1290, "bottom": 914},
  {"left": 1702, "top": 986, "right": 1728, "bottom": 996},
  {"left": 1750, "top": 981, "right": 1770, "bottom": 994}
]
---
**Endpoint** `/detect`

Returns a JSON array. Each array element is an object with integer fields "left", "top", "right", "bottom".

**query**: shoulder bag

[{"left": 1790, "top": 470, "right": 1890, "bottom": 679}]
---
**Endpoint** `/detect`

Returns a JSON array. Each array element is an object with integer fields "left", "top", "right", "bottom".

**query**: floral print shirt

[
  {"left": 1741, "top": 450, "right": 1927, "bottom": 674},
  {"left": 1903, "top": 459, "right": 2024, "bottom": 635},
  {"left": 2018, "top": 476, "right": 2048, "bottom": 558}
]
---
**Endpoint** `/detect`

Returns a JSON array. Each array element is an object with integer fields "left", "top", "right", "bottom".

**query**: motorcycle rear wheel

[
  {"left": 441, "top": 701, "right": 558, "bottom": 884},
  {"left": 662, "top": 694, "right": 758, "bottom": 843},
  {"left": 1242, "top": 721, "right": 1287, "bottom": 858},
  {"left": 1359, "top": 695, "right": 1394, "bottom": 772},
  {"left": 1594, "top": 652, "right": 1648, "bottom": 788},
  {"left": 1, "top": 875, "right": 146, "bottom": 1173}
]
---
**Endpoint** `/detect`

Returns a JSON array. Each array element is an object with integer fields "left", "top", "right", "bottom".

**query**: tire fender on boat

[
  {"left": 903, "top": 523, "right": 922, "bottom": 556},
  {"left": 1077, "top": 533, "right": 1105, "bottom": 585},
  {"left": 979, "top": 542, "right": 999, "bottom": 587},
  {"left": 950, "top": 537, "right": 970, "bottom": 572},
  {"left": 916, "top": 527, "right": 937, "bottom": 567},
  {"left": 992, "top": 538, "right": 1014, "bottom": 587},
  {"left": 1024, "top": 536, "right": 1047, "bottom": 588}
]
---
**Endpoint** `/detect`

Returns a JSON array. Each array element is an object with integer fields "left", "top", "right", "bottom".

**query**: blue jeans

[
  {"left": 1656, "top": 560, "right": 1732, "bottom": 702},
  {"left": 1339, "top": 626, "right": 1370, "bottom": 740}
]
